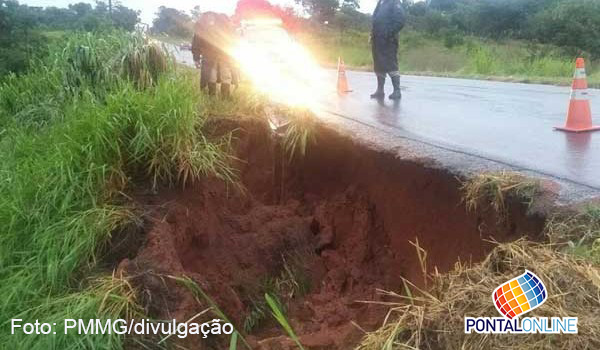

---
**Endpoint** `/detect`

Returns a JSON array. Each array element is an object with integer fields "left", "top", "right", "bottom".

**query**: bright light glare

[
  {"left": 241, "top": 18, "right": 283, "bottom": 26},
  {"left": 229, "top": 24, "right": 329, "bottom": 110}
]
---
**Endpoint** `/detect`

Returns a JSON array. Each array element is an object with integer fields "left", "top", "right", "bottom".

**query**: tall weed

[{"left": 0, "top": 32, "right": 234, "bottom": 349}]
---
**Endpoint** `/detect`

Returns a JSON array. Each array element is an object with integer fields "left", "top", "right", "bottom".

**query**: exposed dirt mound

[{"left": 121, "top": 118, "right": 546, "bottom": 349}]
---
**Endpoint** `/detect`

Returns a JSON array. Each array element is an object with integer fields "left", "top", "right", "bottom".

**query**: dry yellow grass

[
  {"left": 461, "top": 171, "right": 541, "bottom": 222},
  {"left": 356, "top": 240, "right": 600, "bottom": 350}
]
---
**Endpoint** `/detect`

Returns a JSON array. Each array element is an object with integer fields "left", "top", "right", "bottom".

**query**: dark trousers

[{"left": 200, "top": 58, "right": 232, "bottom": 89}]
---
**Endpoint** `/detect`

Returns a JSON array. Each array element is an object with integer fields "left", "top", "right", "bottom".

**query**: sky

[{"left": 20, "top": 0, "right": 384, "bottom": 25}]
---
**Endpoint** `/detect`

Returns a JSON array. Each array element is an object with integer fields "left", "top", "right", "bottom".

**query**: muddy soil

[{"left": 119, "top": 118, "right": 546, "bottom": 350}]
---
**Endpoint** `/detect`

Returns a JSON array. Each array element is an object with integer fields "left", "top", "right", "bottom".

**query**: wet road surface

[
  {"left": 170, "top": 46, "right": 600, "bottom": 192},
  {"left": 321, "top": 71, "right": 600, "bottom": 190}
]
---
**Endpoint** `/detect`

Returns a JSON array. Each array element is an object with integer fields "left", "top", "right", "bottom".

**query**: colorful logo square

[{"left": 493, "top": 270, "right": 547, "bottom": 319}]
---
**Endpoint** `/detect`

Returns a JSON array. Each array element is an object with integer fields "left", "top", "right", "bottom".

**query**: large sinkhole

[{"left": 119, "top": 118, "right": 545, "bottom": 349}]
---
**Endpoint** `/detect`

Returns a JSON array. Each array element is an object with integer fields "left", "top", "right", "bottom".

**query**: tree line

[
  {"left": 0, "top": 0, "right": 139, "bottom": 77},
  {"left": 295, "top": 0, "right": 600, "bottom": 56},
  {"left": 3, "top": 0, "right": 600, "bottom": 78},
  {"left": 150, "top": 0, "right": 369, "bottom": 39},
  {"left": 406, "top": 0, "right": 600, "bottom": 56},
  {"left": 1, "top": 0, "right": 138, "bottom": 32},
  {"left": 152, "top": 0, "right": 600, "bottom": 57}
]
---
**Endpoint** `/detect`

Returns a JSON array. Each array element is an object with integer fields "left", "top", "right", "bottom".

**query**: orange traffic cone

[
  {"left": 337, "top": 57, "right": 352, "bottom": 94},
  {"left": 555, "top": 58, "right": 600, "bottom": 132}
]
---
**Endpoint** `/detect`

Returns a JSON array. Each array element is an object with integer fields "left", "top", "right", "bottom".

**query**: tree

[
  {"left": 428, "top": 0, "right": 458, "bottom": 12},
  {"left": 295, "top": 0, "right": 340, "bottom": 22},
  {"left": 28, "top": 1, "right": 139, "bottom": 31},
  {"left": 38, "top": 6, "right": 76, "bottom": 28},
  {"left": 191, "top": 5, "right": 201, "bottom": 21},
  {"left": 69, "top": 2, "right": 92, "bottom": 17},
  {"left": 0, "top": 0, "right": 47, "bottom": 77},
  {"left": 405, "top": 1, "right": 428, "bottom": 16},
  {"left": 0, "top": 0, "right": 140, "bottom": 78},
  {"left": 342, "top": 0, "right": 359, "bottom": 10},
  {"left": 151, "top": 6, "right": 192, "bottom": 38},
  {"left": 71, "top": 2, "right": 139, "bottom": 31},
  {"left": 110, "top": 4, "right": 139, "bottom": 31},
  {"left": 529, "top": 0, "right": 600, "bottom": 56},
  {"left": 334, "top": 5, "right": 369, "bottom": 32}
]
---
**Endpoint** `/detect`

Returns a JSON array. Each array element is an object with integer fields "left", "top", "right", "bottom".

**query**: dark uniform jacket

[
  {"left": 371, "top": 0, "right": 406, "bottom": 74},
  {"left": 191, "top": 13, "right": 233, "bottom": 63}
]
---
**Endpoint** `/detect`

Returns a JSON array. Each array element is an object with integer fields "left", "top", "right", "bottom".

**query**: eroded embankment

[{"left": 118, "top": 118, "right": 546, "bottom": 349}]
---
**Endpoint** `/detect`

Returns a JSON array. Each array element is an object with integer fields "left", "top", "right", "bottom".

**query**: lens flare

[{"left": 229, "top": 22, "right": 329, "bottom": 110}]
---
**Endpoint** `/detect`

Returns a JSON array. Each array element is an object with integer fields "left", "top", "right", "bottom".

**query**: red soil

[{"left": 120, "top": 119, "right": 545, "bottom": 349}]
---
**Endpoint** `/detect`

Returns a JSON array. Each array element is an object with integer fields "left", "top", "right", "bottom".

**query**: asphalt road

[
  {"left": 321, "top": 70, "right": 600, "bottom": 191},
  {"left": 170, "top": 46, "right": 600, "bottom": 192}
]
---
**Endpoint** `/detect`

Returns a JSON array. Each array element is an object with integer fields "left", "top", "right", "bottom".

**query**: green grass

[
  {"left": 265, "top": 293, "right": 305, "bottom": 350},
  {"left": 281, "top": 107, "right": 318, "bottom": 161},
  {"left": 0, "top": 31, "right": 236, "bottom": 349},
  {"left": 170, "top": 275, "right": 251, "bottom": 349},
  {"left": 546, "top": 205, "right": 600, "bottom": 264},
  {"left": 298, "top": 29, "right": 373, "bottom": 68},
  {"left": 299, "top": 28, "right": 600, "bottom": 86},
  {"left": 243, "top": 252, "right": 311, "bottom": 333}
]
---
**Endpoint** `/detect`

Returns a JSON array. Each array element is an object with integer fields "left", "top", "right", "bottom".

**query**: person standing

[
  {"left": 370, "top": 0, "right": 406, "bottom": 100},
  {"left": 191, "top": 12, "right": 234, "bottom": 97}
]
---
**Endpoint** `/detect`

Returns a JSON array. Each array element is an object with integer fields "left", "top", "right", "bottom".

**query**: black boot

[
  {"left": 370, "top": 75, "right": 385, "bottom": 99},
  {"left": 221, "top": 83, "right": 231, "bottom": 98},
  {"left": 389, "top": 76, "right": 401, "bottom": 100},
  {"left": 208, "top": 82, "right": 217, "bottom": 96}
]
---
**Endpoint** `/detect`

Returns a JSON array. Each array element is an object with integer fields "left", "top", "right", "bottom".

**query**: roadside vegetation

[
  {"left": 0, "top": 31, "right": 236, "bottom": 348},
  {"left": 301, "top": 28, "right": 600, "bottom": 85},
  {"left": 354, "top": 173, "right": 600, "bottom": 349},
  {"left": 300, "top": 4, "right": 600, "bottom": 346},
  {"left": 296, "top": 0, "right": 600, "bottom": 85},
  {"left": 0, "top": 0, "right": 138, "bottom": 77},
  {"left": 461, "top": 171, "right": 541, "bottom": 222},
  {"left": 356, "top": 239, "right": 600, "bottom": 349},
  {"left": 147, "top": 0, "right": 600, "bottom": 85},
  {"left": 547, "top": 206, "right": 600, "bottom": 264},
  {"left": 3, "top": 1, "right": 600, "bottom": 349},
  {"left": 0, "top": 4, "right": 317, "bottom": 346}
]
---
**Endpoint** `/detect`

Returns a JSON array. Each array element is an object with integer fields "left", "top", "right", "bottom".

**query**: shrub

[{"left": 529, "top": 0, "right": 600, "bottom": 57}]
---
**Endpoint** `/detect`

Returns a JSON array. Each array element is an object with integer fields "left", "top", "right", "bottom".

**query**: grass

[
  {"left": 243, "top": 251, "right": 311, "bottom": 333},
  {"left": 298, "top": 29, "right": 372, "bottom": 68},
  {"left": 546, "top": 205, "right": 600, "bottom": 264},
  {"left": 299, "top": 26, "right": 600, "bottom": 350},
  {"left": 281, "top": 107, "right": 318, "bottom": 161},
  {"left": 170, "top": 275, "right": 251, "bottom": 349},
  {"left": 461, "top": 171, "right": 541, "bottom": 222},
  {"left": 0, "top": 29, "right": 319, "bottom": 349},
  {"left": 299, "top": 28, "right": 600, "bottom": 86},
  {"left": 265, "top": 293, "right": 306, "bottom": 350},
  {"left": 356, "top": 240, "right": 600, "bottom": 350},
  {"left": 7, "top": 272, "right": 146, "bottom": 349},
  {"left": 243, "top": 299, "right": 269, "bottom": 333},
  {"left": 202, "top": 83, "right": 270, "bottom": 119},
  {"left": 8, "top": 25, "right": 599, "bottom": 350},
  {"left": 360, "top": 177, "right": 600, "bottom": 349},
  {"left": 0, "top": 31, "right": 237, "bottom": 349}
]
